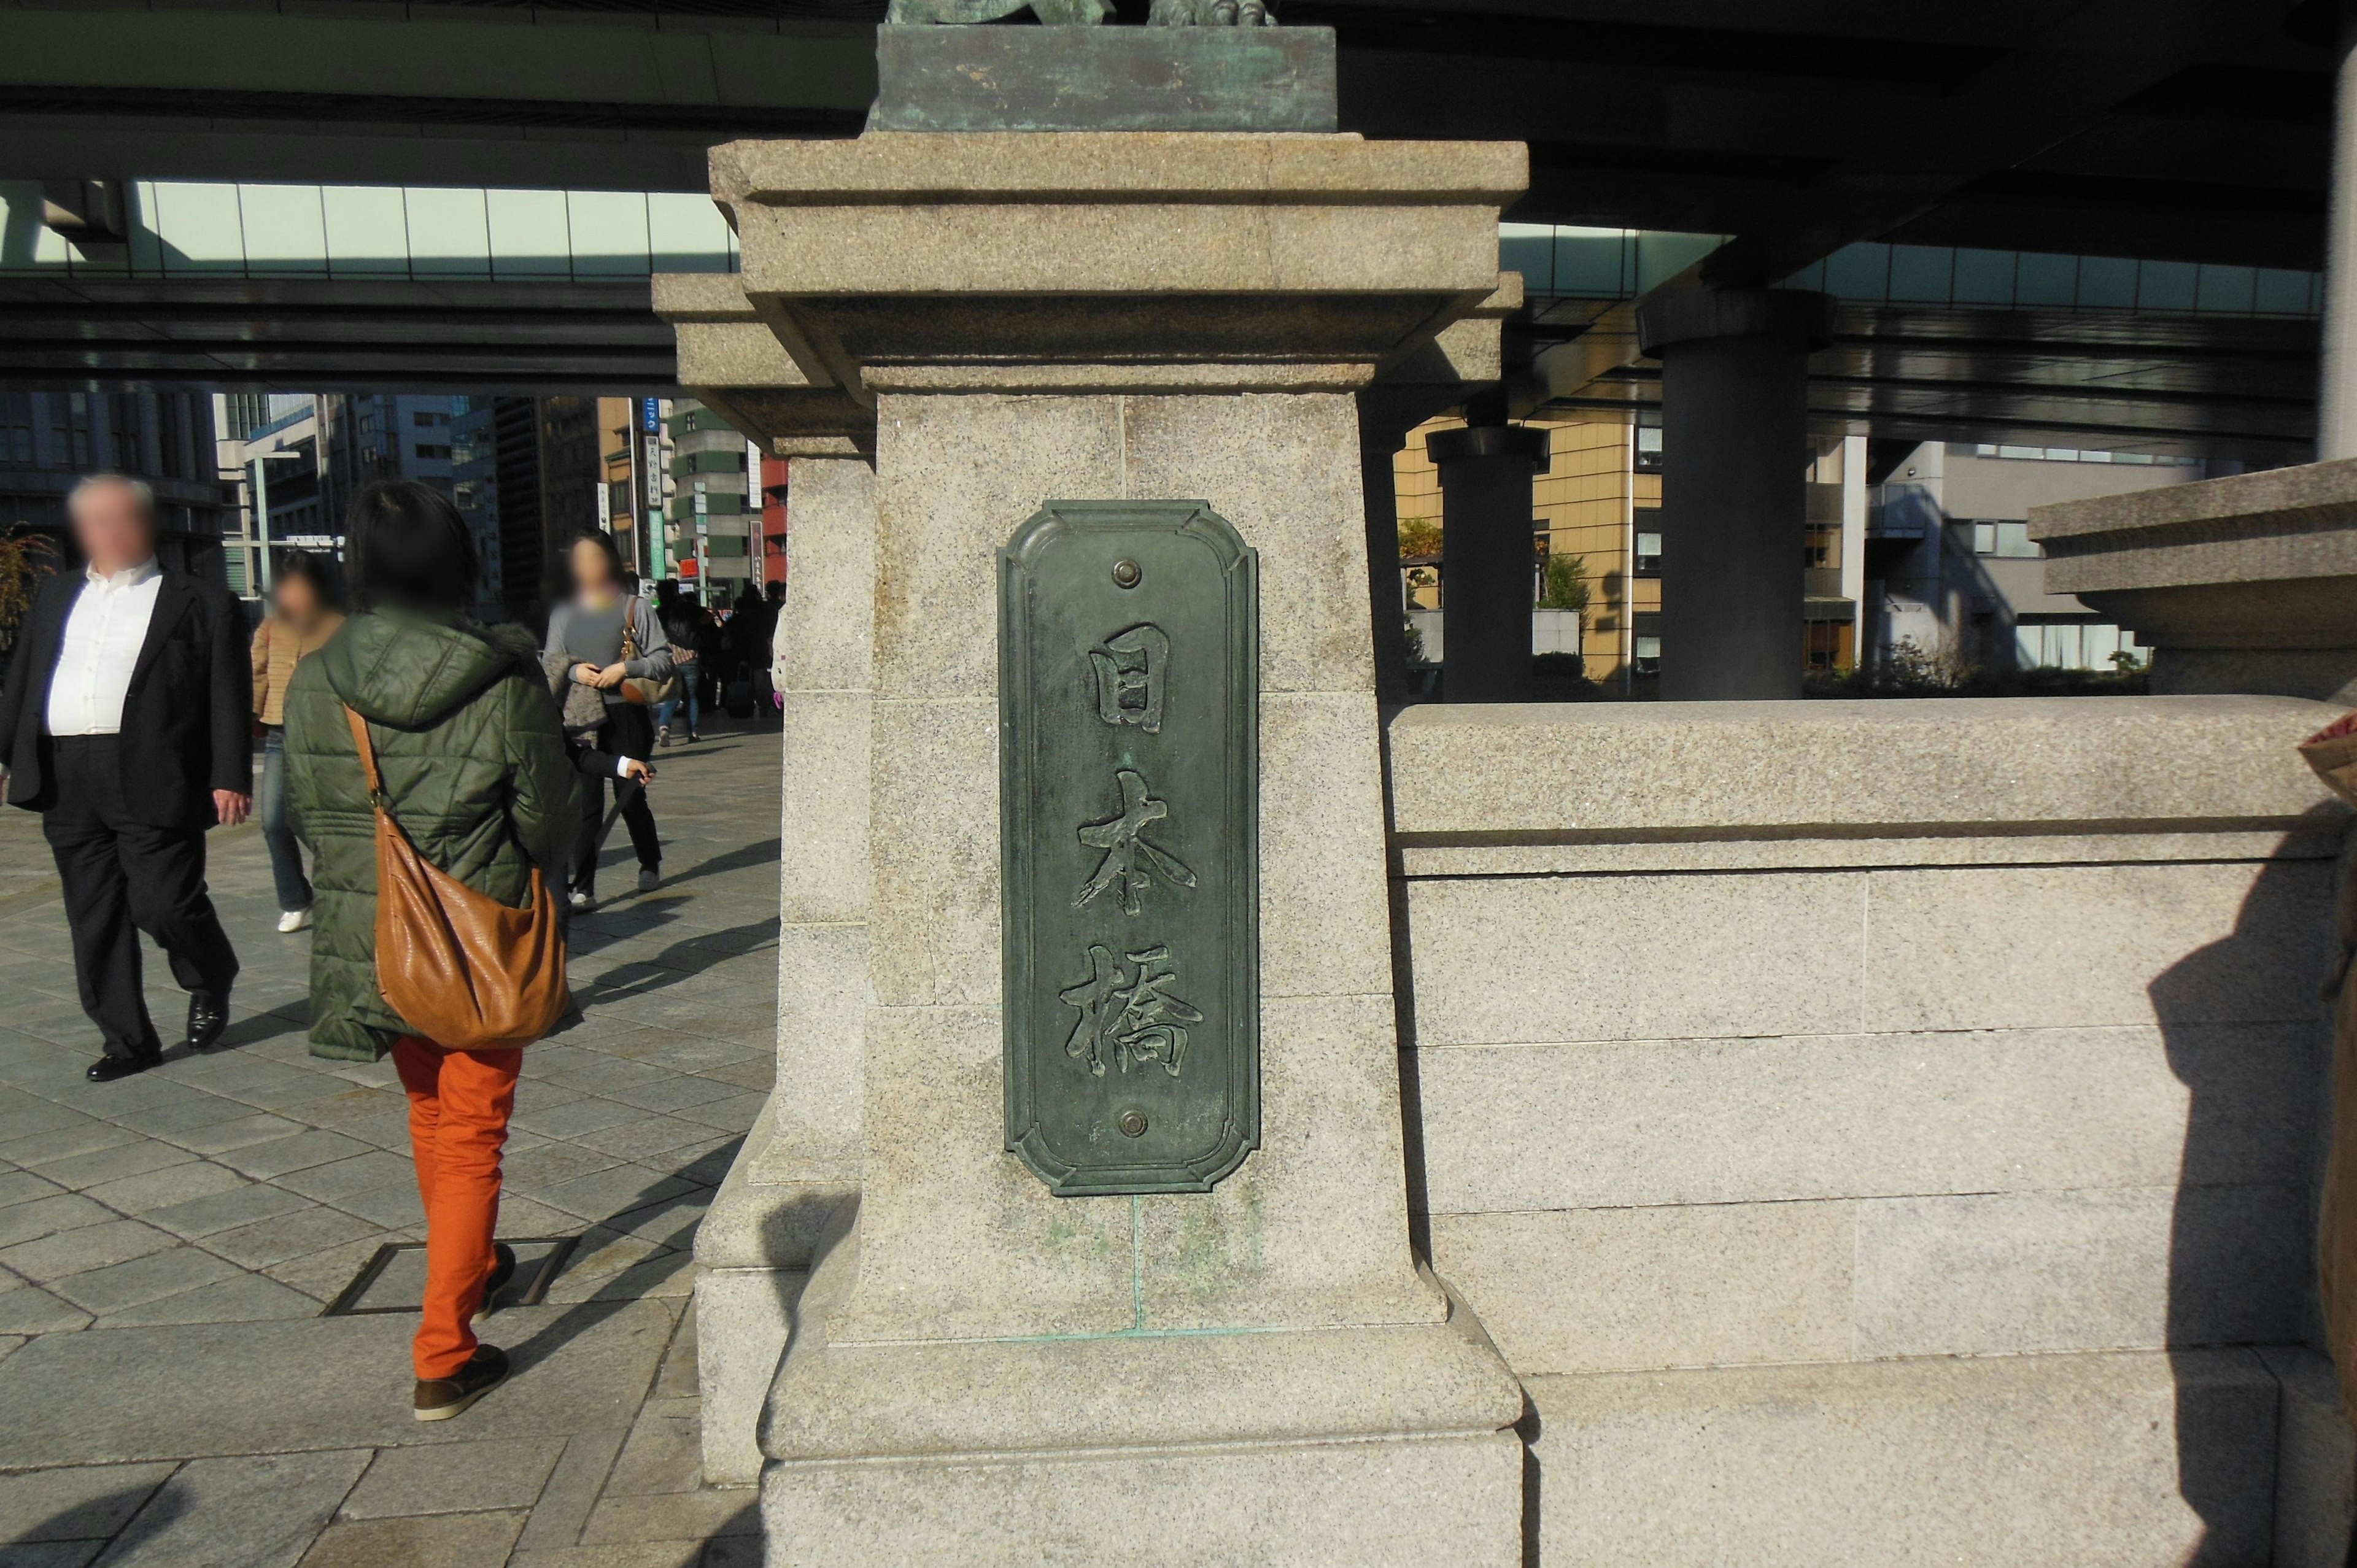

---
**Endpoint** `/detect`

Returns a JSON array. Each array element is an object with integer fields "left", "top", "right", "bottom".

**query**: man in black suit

[{"left": 0, "top": 475, "right": 251, "bottom": 1081}]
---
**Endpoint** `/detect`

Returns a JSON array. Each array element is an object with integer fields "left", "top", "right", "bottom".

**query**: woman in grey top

[{"left": 545, "top": 529, "right": 675, "bottom": 908}]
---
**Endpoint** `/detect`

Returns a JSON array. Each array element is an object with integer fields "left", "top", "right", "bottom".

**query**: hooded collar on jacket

[{"left": 315, "top": 609, "right": 542, "bottom": 729}]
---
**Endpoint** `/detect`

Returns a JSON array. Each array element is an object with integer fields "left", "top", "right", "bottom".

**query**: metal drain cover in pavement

[{"left": 320, "top": 1236, "right": 580, "bottom": 1316}]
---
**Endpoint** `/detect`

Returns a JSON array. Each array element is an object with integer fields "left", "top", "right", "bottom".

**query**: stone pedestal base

[
  {"left": 765, "top": 1431, "right": 1522, "bottom": 1566},
  {"left": 758, "top": 1221, "right": 1525, "bottom": 1567}
]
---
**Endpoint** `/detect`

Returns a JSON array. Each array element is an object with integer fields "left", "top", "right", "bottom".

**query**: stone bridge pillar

[{"left": 696, "top": 122, "right": 1530, "bottom": 1564}]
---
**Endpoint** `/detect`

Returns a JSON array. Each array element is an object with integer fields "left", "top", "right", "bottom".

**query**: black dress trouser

[
  {"left": 571, "top": 705, "right": 660, "bottom": 894},
  {"left": 41, "top": 736, "right": 240, "bottom": 1059}
]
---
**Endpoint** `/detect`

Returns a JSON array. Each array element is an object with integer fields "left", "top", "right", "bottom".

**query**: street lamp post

[{"left": 247, "top": 449, "right": 301, "bottom": 595}]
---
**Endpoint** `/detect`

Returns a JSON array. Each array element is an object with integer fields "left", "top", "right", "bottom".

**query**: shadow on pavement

[
  {"left": 12, "top": 1480, "right": 185, "bottom": 1556},
  {"left": 499, "top": 1134, "right": 745, "bottom": 1380}
]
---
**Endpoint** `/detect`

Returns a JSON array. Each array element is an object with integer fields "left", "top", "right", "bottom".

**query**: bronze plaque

[{"left": 1000, "top": 501, "right": 1258, "bottom": 1195}]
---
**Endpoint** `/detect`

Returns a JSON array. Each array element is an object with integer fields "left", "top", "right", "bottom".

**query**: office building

[{"left": 0, "top": 391, "right": 227, "bottom": 581}]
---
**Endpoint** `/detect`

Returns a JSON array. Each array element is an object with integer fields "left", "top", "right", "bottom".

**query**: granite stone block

[
  {"left": 1385, "top": 694, "right": 2343, "bottom": 840},
  {"left": 1117, "top": 392, "right": 1373, "bottom": 696},
  {"left": 775, "top": 455, "right": 877, "bottom": 697},
  {"left": 339, "top": 1438, "right": 566, "bottom": 1520},
  {"left": 1414, "top": 1025, "right": 2319, "bottom": 1214},
  {"left": 1258, "top": 691, "right": 1396, "bottom": 1002},
  {"left": 764, "top": 922, "right": 865, "bottom": 1186},
  {"left": 776, "top": 695, "right": 869, "bottom": 927},
  {"left": 831, "top": 1006, "right": 1131, "bottom": 1344},
  {"left": 1853, "top": 1185, "right": 2309, "bottom": 1356},
  {"left": 0, "top": 1193, "right": 113, "bottom": 1249},
  {"left": 32, "top": 1140, "right": 196, "bottom": 1194},
  {"left": 762, "top": 1430, "right": 1521, "bottom": 1567},
  {"left": 1864, "top": 860, "right": 2336, "bottom": 1033},
  {"left": 0, "top": 1218, "right": 177, "bottom": 1283},
  {"left": 47, "top": 1245, "right": 242, "bottom": 1316},
  {"left": 202, "top": 1205, "right": 379, "bottom": 1270},
  {"left": 163, "top": 1114, "right": 306, "bottom": 1157},
  {"left": 137, "top": 1180, "right": 308, "bottom": 1240},
  {"left": 81, "top": 1159, "right": 247, "bottom": 1216},
  {"left": 1136, "top": 993, "right": 1439, "bottom": 1332},
  {"left": 92, "top": 1270, "right": 319, "bottom": 1327},
  {"left": 866, "top": 697, "right": 999, "bottom": 1009},
  {"left": 870, "top": 392, "right": 1123, "bottom": 701},
  {"left": 1528, "top": 1349, "right": 2276, "bottom": 1567},
  {"left": 96, "top": 1450, "right": 369, "bottom": 1568},
  {"left": 1404, "top": 871, "right": 1867, "bottom": 1047},
  {"left": 216, "top": 1129, "right": 370, "bottom": 1180},
  {"left": 1430, "top": 1201, "right": 1854, "bottom": 1375},
  {"left": 296, "top": 1511, "right": 527, "bottom": 1568},
  {"left": 0, "top": 1462, "right": 174, "bottom": 1543},
  {"left": 0, "top": 1282, "right": 91, "bottom": 1333}
]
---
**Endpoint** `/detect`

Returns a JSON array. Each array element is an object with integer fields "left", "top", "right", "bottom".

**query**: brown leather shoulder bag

[{"left": 344, "top": 706, "right": 568, "bottom": 1049}]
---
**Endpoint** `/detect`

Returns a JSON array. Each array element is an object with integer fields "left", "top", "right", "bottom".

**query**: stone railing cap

[
  {"left": 2029, "top": 457, "right": 2357, "bottom": 543},
  {"left": 1385, "top": 695, "right": 2349, "bottom": 838}
]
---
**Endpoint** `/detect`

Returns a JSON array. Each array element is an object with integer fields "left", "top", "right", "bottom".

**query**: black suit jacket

[{"left": 0, "top": 570, "right": 254, "bottom": 828}]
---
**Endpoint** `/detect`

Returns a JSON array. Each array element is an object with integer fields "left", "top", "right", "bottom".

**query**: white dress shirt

[{"left": 45, "top": 558, "right": 164, "bottom": 738}]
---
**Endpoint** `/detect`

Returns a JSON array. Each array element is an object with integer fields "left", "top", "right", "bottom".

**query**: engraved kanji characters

[
  {"left": 1058, "top": 943, "right": 1202, "bottom": 1079},
  {"left": 1074, "top": 767, "right": 1196, "bottom": 915},
  {"left": 1062, "top": 620, "right": 1203, "bottom": 1084},
  {"left": 1088, "top": 624, "right": 1169, "bottom": 733}
]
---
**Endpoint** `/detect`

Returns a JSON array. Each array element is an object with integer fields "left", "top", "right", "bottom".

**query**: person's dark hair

[
  {"left": 765, "top": 580, "right": 786, "bottom": 604},
  {"left": 271, "top": 547, "right": 346, "bottom": 612},
  {"left": 568, "top": 529, "right": 626, "bottom": 592},
  {"left": 346, "top": 481, "right": 476, "bottom": 614}
]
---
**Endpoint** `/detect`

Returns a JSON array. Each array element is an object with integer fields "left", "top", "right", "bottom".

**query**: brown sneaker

[{"left": 413, "top": 1345, "right": 509, "bottom": 1422}]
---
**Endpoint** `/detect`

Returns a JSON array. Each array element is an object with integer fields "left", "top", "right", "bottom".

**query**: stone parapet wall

[{"left": 1386, "top": 695, "right": 2354, "bottom": 1565}]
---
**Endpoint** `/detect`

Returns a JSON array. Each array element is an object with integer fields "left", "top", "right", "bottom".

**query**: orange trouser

[{"left": 392, "top": 1036, "right": 522, "bottom": 1380}]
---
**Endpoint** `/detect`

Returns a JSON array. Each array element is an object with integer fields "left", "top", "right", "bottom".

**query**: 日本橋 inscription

[{"left": 1000, "top": 502, "right": 1258, "bottom": 1195}]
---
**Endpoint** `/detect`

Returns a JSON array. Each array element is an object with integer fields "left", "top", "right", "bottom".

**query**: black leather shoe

[
  {"left": 183, "top": 993, "right": 230, "bottom": 1053},
  {"left": 87, "top": 1049, "right": 161, "bottom": 1083}
]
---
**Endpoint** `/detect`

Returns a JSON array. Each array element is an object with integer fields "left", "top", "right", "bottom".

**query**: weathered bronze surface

[
  {"left": 869, "top": 26, "right": 1337, "bottom": 134},
  {"left": 1001, "top": 502, "right": 1258, "bottom": 1196}
]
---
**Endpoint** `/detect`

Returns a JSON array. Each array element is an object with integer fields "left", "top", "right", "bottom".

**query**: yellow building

[
  {"left": 1390, "top": 414, "right": 1869, "bottom": 687},
  {"left": 1391, "top": 412, "right": 1660, "bottom": 684}
]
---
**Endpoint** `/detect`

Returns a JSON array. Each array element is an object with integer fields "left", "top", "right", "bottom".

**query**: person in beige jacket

[{"left": 250, "top": 549, "right": 344, "bottom": 932}]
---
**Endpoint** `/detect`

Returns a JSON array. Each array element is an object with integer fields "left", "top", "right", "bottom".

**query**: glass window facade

[{"left": 0, "top": 181, "right": 740, "bottom": 282}]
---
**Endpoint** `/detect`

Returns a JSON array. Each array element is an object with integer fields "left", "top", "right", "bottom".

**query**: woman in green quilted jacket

[{"left": 284, "top": 480, "right": 578, "bottom": 1423}]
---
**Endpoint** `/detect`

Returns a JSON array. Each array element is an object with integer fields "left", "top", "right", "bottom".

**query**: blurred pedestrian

[
  {"left": 282, "top": 479, "right": 576, "bottom": 1421},
  {"left": 733, "top": 582, "right": 780, "bottom": 726},
  {"left": 546, "top": 529, "right": 673, "bottom": 907},
  {"left": 249, "top": 549, "right": 344, "bottom": 933},
  {"left": 652, "top": 579, "right": 705, "bottom": 746},
  {"left": 0, "top": 475, "right": 249, "bottom": 1081}
]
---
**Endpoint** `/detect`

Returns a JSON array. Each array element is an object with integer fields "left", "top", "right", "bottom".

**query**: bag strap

[
  {"left": 620, "top": 597, "right": 643, "bottom": 663},
  {"left": 343, "top": 706, "right": 388, "bottom": 806}
]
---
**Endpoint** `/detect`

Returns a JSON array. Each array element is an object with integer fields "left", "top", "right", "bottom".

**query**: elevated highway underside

[
  {"left": 0, "top": 0, "right": 2338, "bottom": 457},
  {"left": 0, "top": 276, "right": 678, "bottom": 394}
]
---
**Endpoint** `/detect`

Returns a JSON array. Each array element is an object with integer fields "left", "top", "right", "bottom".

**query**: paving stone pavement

[{"left": 0, "top": 717, "right": 784, "bottom": 1567}]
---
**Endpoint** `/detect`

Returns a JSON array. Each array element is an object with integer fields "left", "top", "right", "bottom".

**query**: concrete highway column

[
  {"left": 1428, "top": 423, "right": 1548, "bottom": 702},
  {"left": 2323, "top": 2, "right": 2357, "bottom": 458},
  {"left": 1636, "top": 288, "right": 1833, "bottom": 701},
  {"left": 1360, "top": 431, "right": 1411, "bottom": 703}
]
